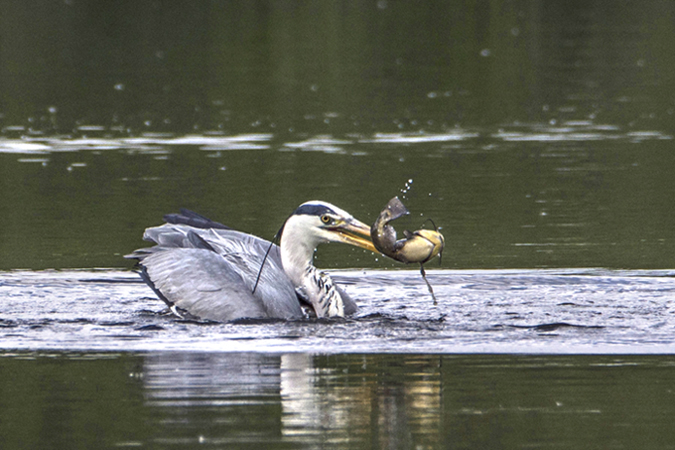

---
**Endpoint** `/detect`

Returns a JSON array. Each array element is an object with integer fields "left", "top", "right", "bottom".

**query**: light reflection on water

[
  {"left": 137, "top": 352, "right": 675, "bottom": 448},
  {"left": 1, "top": 350, "right": 673, "bottom": 449},
  {"left": 0, "top": 123, "right": 670, "bottom": 156},
  {"left": 1, "top": 269, "right": 674, "bottom": 354},
  {"left": 143, "top": 352, "right": 443, "bottom": 448},
  {"left": 2, "top": 119, "right": 675, "bottom": 272}
]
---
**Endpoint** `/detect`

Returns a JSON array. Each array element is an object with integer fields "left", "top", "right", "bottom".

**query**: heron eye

[{"left": 320, "top": 214, "right": 332, "bottom": 224}]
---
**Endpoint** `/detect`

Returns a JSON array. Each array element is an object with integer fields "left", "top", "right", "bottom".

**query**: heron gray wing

[
  {"left": 142, "top": 224, "right": 284, "bottom": 267},
  {"left": 336, "top": 285, "right": 358, "bottom": 316},
  {"left": 163, "top": 208, "right": 230, "bottom": 230},
  {"left": 190, "top": 228, "right": 304, "bottom": 318},
  {"left": 193, "top": 228, "right": 359, "bottom": 316},
  {"left": 136, "top": 247, "right": 267, "bottom": 321},
  {"left": 128, "top": 224, "right": 303, "bottom": 321}
]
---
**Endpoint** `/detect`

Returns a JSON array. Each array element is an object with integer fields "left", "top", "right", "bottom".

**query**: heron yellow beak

[{"left": 332, "top": 218, "right": 378, "bottom": 253}]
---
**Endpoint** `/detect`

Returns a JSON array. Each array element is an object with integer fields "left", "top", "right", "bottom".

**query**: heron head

[{"left": 281, "top": 201, "right": 377, "bottom": 253}]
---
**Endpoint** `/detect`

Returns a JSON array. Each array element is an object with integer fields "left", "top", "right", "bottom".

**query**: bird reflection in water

[{"left": 142, "top": 352, "right": 442, "bottom": 448}]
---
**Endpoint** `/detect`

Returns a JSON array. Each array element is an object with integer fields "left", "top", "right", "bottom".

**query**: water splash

[
  {"left": 400, "top": 178, "right": 413, "bottom": 200},
  {"left": 2, "top": 268, "right": 675, "bottom": 353}
]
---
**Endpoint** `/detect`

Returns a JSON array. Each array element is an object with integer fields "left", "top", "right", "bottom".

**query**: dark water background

[
  {"left": 2, "top": 1, "right": 675, "bottom": 448},
  {"left": 2, "top": 352, "right": 675, "bottom": 449},
  {"left": 2, "top": 0, "right": 675, "bottom": 271}
]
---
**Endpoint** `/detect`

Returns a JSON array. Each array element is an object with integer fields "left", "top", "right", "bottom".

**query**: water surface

[
  {"left": 2, "top": 351, "right": 675, "bottom": 449},
  {"left": 2, "top": 1, "right": 675, "bottom": 272},
  {"left": 1, "top": 268, "right": 674, "bottom": 354},
  {"left": 1, "top": 1, "right": 675, "bottom": 448}
]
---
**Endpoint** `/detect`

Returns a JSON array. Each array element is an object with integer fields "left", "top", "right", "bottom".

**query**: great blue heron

[{"left": 126, "top": 201, "right": 377, "bottom": 322}]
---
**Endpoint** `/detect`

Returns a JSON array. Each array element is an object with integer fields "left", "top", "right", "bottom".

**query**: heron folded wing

[
  {"left": 136, "top": 247, "right": 268, "bottom": 321},
  {"left": 129, "top": 223, "right": 306, "bottom": 321},
  {"left": 163, "top": 208, "right": 230, "bottom": 230},
  {"left": 335, "top": 285, "right": 358, "bottom": 316}
]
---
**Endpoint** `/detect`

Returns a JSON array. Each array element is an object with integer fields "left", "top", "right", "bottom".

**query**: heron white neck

[
  {"left": 279, "top": 218, "right": 318, "bottom": 289},
  {"left": 279, "top": 216, "right": 344, "bottom": 318}
]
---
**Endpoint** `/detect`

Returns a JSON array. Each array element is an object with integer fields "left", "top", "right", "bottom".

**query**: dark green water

[
  {"left": 2, "top": 0, "right": 675, "bottom": 271},
  {"left": 2, "top": 1, "right": 675, "bottom": 448},
  {"left": 1, "top": 352, "right": 675, "bottom": 449}
]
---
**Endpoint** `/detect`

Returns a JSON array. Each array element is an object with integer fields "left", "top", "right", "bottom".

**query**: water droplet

[
  {"left": 400, "top": 179, "right": 414, "bottom": 197},
  {"left": 480, "top": 48, "right": 491, "bottom": 57},
  {"left": 114, "top": 83, "right": 125, "bottom": 91}
]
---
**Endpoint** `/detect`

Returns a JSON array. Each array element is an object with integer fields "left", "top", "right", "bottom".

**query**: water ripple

[
  {"left": 1, "top": 268, "right": 674, "bottom": 354},
  {"left": 1, "top": 123, "right": 670, "bottom": 156}
]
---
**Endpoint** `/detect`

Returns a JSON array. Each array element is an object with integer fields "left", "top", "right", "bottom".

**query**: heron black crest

[{"left": 293, "top": 203, "right": 336, "bottom": 217}]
